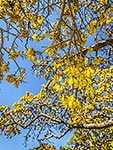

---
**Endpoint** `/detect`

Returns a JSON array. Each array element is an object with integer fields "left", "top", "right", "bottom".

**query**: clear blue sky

[
  {"left": 0, "top": 69, "right": 71, "bottom": 149},
  {"left": 0, "top": 27, "right": 94, "bottom": 150},
  {"left": 0, "top": 59, "right": 45, "bottom": 150},
  {"left": 0, "top": 3, "right": 82, "bottom": 149},
  {"left": 0, "top": 71, "right": 71, "bottom": 150},
  {"left": 0, "top": 32, "right": 71, "bottom": 150}
]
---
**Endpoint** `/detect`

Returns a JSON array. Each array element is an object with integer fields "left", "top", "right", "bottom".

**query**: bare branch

[
  {"left": 44, "top": 128, "right": 70, "bottom": 139},
  {"left": 82, "top": 38, "right": 113, "bottom": 55},
  {"left": 13, "top": 112, "right": 65, "bottom": 129},
  {"left": 72, "top": 119, "right": 113, "bottom": 129}
]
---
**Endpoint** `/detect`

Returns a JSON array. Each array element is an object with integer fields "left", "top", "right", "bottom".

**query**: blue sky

[
  {"left": 0, "top": 33, "right": 71, "bottom": 150},
  {"left": 0, "top": 69, "right": 71, "bottom": 150},
  {"left": 0, "top": 3, "right": 79, "bottom": 149},
  {"left": 0, "top": 73, "right": 71, "bottom": 149},
  {"left": 0, "top": 59, "right": 44, "bottom": 150}
]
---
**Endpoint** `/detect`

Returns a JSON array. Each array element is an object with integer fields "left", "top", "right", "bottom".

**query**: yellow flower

[
  {"left": 68, "top": 95, "right": 75, "bottom": 108},
  {"left": 45, "top": 46, "right": 56, "bottom": 55},
  {"left": 81, "top": 33, "right": 88, "bottom": 44},
  {"left": 53, "top": 83, "right": 61, "bottom": 92},
  {"left": 6, "top": 75, "right": 15, "bottom": 83},
  {"left": 99, "top": 0, "right": 108, "bottom": 5},
  {"left": 67, "top": 76, "right": 75, "bottom": 86},
  {"left": 10, "top": 51, "right": 20, "bottom": 59},
  {"left": 51, "top": 22, "right": 57, "bottom": 28},
  {"left": 0, "top": 73, "right": 3, "bottom": 81},
  {"left": 87, "top": 46, "right": 93, "bottom": 53},
  {"left": 25, "top": 47, "right": 36, "bottom": 61},
  {"left": 32, "top": 33, "right": 37, "bottom": 39},
  {"left": 30, "top": 0, "right": 36, "bottom": 3},
  {"left": 53, "top": 74, "right": 62, "bottom": 82},
  {"left": 1, "top": 65, "right": 9, "bottom": 72},
  {"left": 37, "top": 16, "right": 45, "bottom": 24},
  {"left": 88, "top": 20, "right": 98, "bottom": 35},
  {"left": 85, "top": 58, "right": 89, "bottom": 65},
  {"left": 32, "top": 33, "right": 40, "bottom": 43}
]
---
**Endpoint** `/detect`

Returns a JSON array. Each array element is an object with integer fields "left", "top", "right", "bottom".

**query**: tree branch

[
  {"left": 82, "top": 38, "right": 113, "bottom": 55},
  {"left": 72, "top": 119, "right": 113, "bottom": 129},
  {"left": 13, "top": 112, "right": 65, "bottom": 129},
  {"left": 91, "top": 38, "right": 113, "bottom": 51}
]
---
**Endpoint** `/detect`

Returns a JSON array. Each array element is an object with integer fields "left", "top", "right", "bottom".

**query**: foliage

[
  {"left": 0, "top": 0, "right": 113, "bottom": 149},
  {"left": 30, "top": 144, "right": 71, "bottom": 150}
]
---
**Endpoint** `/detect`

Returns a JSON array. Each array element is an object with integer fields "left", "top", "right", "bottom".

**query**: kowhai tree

[{"left": 0, "top": 0, "right": 113, "bottom": 149}]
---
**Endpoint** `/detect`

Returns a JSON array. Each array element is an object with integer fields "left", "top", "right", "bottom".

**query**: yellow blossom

[
  {"left": 32, "top": 33, "right": 40, "bottom": 43},
  {"left": 25, "top": 47, "right": 36, "bottom": 61}
]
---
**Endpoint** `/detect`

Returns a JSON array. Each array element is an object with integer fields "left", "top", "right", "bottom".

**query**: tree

[{"left": 0, "top": 0, "right": 113, "bottom": 149}]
